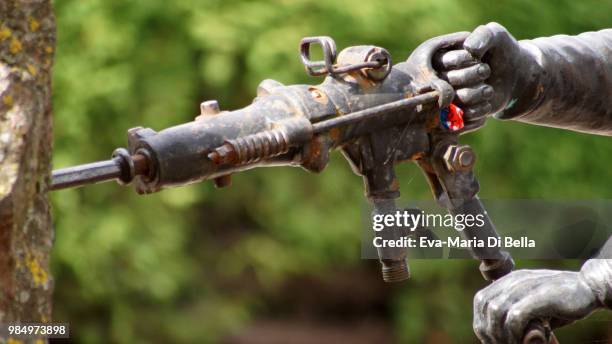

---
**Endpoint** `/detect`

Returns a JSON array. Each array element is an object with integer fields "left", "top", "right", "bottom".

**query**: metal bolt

[
  {"left": 195, "top": 100, "right": 221, "bottom": 121},
  {"left": 200, "top": 100, "right": 220, "bottom": 115},
  {"left": 208, "top": 143, "right": 236, "bottom": 165},
  {"left": 443, "top": 144, "right": 476, "bottom": 172}
]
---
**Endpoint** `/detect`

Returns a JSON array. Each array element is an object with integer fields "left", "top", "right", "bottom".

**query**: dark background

[{"left": 50, "top": 0, "right": 612, "bottom": 342}]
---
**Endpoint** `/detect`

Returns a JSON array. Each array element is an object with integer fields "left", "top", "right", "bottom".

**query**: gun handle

[{"left": 417, "top": 159, "right": 514, "bottom": 280}]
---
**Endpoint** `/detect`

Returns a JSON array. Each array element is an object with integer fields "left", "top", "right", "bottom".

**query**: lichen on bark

[{"left": 0, "top": 0, "right": 56, "bottom": 336}]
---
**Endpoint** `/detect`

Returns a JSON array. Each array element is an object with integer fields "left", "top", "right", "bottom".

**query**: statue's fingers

[
  {"left": 464, "top": 24, "right": 496, "bottom": 59},
  {"left": 474, "top": 289, "right": 499, "bottom": 344},
  {"left": 492, "top": 273, "right": 562, "bottom": 344},
  {"left": 484, "top": 296, "right": 514, "bottom": 344},
  {"left": 463, "top": 102, "right": 492, "bottom": 122},
  {"left": 441, "top": 63, "right": 490, "bottom": 87},
  {"left": 455, "top": 84, "right": 494, "bottom": 106},
  {"left": 481, "top": 274, "right": 540, "bottom": 344},
  {"left": 434, "top": 49, "right": 478, "bottom": 70},
  {"left": 504, "top": 295, "right": 548, "bottom": 344},
  {"left": 460, "top": 117, "right": 486, "bottom": 134},
  {"left": 465, "top": 22, "right": 514, "bottom": 59},
  {"left": 473, "top": 271, "right": 554, "bottom": 343}
]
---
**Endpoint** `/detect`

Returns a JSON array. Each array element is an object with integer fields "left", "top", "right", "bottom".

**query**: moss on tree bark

[{"left": 0, "top": 0, "right": 55, "bottom": 336}]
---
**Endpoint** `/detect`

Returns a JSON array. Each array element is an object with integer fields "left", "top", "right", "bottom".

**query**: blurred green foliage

[{"left": 50, "top": 0, "right": 612, "bottom": 343}]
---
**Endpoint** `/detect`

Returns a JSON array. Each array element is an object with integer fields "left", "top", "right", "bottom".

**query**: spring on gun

[
  {"left": 213, "top": 127, "right": 291, "bottom": 165},
  {"left": 235, "top": 127, "right": 290, "bottom": 164}
]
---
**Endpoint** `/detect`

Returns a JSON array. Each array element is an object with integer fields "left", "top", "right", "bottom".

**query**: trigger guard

[{"left": 406, "top": 31, "right": 467, "bottom": 108}]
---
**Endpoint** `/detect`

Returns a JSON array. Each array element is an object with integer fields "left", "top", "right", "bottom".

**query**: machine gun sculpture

[{"left": 51, "top": 34, "right": 557, "bottom": 344}]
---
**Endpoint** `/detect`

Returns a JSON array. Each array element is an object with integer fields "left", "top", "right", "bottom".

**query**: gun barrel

[
  {"left": 51, "top": 151, "right": 149, "bottom": 191},
  {"left": 51, "top": 159, "right": 122, "bottom": 190}
]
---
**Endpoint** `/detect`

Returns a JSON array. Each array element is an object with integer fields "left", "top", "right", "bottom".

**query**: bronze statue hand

[
  {"left": 433, "top": 22, "right": 544, "bottom": 130},
  {"left": 473, "top": 266, "right": 607, "bottom": 344},
  {"left": 437, "top": 24, "right": 612, "bottom": 135}
]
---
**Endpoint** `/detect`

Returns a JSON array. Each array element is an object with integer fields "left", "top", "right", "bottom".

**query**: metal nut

[{"left": 443, "top": 144, "right": 476, "bottom": 172}]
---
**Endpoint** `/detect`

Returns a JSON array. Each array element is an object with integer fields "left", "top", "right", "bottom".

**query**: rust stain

[
  {"left": 329, "top": 127, "right": 341, "bottom": 141},
  {"left": 424, "top": 106, "right": 440, "bottom": 130},
  {"left": 308, "top": 87, "right": 328, "bottom": 105},
  {"left": 309, "top": 138, "right": 322, "bottom": 159},
  {"left": 410, "top": 151, "right": 425, "bottom": 161},
  {"left": 390, "top": 178, "right": 400, "bottom": 191},
  {"left": 349, "top": 71, "right": 375, "bottom": 89}
]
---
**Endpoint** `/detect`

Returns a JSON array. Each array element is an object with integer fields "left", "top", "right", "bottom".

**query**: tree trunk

[{"left": 0, "top": 0, "right": 55, "bottom": 333}]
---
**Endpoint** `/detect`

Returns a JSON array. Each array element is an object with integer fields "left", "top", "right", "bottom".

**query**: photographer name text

[{"left": 373, "top": 236, "right": 536, "bottom": 249}]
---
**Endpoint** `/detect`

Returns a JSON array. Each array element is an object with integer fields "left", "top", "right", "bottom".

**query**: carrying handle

[{"left": 299, "top": 36, "right": 337, "bottom": 76}]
